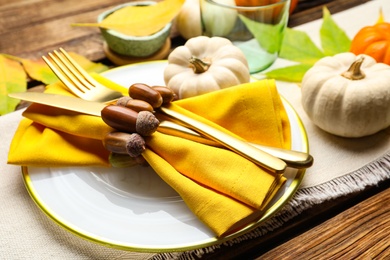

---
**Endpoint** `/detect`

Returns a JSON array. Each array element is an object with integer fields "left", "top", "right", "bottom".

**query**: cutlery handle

[
  {"left": 255, "top": 146, "right": 313, "bottom": 169},
  {"left": 159, "top": 107, "right": 287, "bottom": 174},
  {"left": 158, "top": 121, "right": 313, "bottom": 169}
]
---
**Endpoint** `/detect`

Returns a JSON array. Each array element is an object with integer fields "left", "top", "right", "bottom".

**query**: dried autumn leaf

[
  {"left": 0, "top": 55, "right": 27, "bottom": 115},
  {"left": 2, "top": 54, "right": 56, "bottom": 84},
  {"left": 0, "top": 52, "right": 108, "bottom": 115},
  {"left": 19, "top": 58, "right": 58, "bottom": 85},
  {"left": 5, "top": 52, "right": 109, "bottom": 85},
  {"left": 73, "top": 0, "right": 184, "bottom": 36},
  {"left": 67, "top": 52, "right": 109, "bottom": 75}
]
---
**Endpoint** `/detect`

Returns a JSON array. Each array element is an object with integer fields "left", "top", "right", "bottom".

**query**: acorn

[
  {"left": 129, "top": 83, "right": 163, "bottom": 108},
  {"left": 152, "top": 86, "right": 177, "bottom": 104},
  {"left": 101, "top": 105, "right": 159, "bottom": 136},
  {"left": 103, "top": 131, "right": 146, "bottom": 157},
  {"left": 116, "top": 97, "right": 154, "bottom": 112}
]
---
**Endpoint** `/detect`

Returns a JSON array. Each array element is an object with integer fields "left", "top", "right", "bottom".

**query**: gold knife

[
  {"left": 9, "top": 92, "right": 313, "bottom": 170},
  {"left": 159, "top": 106, "right": 287, "bottom": 173},
  {"left": 158, "top": 121, "right": 313, "bottom": 169},
  {"left": 9, "top": 92, "right": 105, "bottom": 117}
]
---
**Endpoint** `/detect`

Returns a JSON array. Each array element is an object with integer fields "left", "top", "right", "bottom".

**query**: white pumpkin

[
  {"left": 201, "top": 0, "right": 238, "bottom": 37},
  {"left": 175, "top": 0, "right": 202, "bottom": 40},
  {"left": 301, "top": 52, "right": 390, "bottom": 138},
  {"left": 164, "top": 36, "right": 250, "bottom": 99}
]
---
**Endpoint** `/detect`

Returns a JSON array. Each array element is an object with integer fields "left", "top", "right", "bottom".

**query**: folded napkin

[
  {"left": 8, "top": 79, "right": 291, "bottom": 236},
  {"left": 8, "top": 82, "right": 112, "bottom": 167}
]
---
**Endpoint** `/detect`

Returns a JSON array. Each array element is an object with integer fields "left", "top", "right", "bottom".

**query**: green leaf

[
  {"left": 279, "top": 28, "right": 325, "bottom": 64},
  {"left": 0, "top": 55, "right": 27, "bottom": 115},
  {"left": 265, "top": 63, "right": 313, "bottom": 82},
  {"left": 239, "top": 12, "right": 288, "bottom": 54},
  {"left": 320, "top": 7, "right": 351, "bottom": 56},
  {"left": 263, "top": 7, "right": 351, "bottom": 82}
]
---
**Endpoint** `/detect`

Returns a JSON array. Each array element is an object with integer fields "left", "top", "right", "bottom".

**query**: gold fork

[
  {"left": 42, "top": 48, "right": 123, "bottom": 102},
  {"left": 42, "top": 49, "right": 313, "bottom": 172}
]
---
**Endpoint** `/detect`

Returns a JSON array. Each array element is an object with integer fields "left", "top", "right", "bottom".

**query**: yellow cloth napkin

[
  {"left": 8, "top": 82, "right": 112, "bottom": 167},
  {"left": 8, "top": 79, "right": 290, "bottom": 236}
]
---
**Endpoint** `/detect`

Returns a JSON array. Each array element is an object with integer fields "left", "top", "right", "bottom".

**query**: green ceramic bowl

[{"left": 97, "top": 1, "right": 172, "bottom": 57}]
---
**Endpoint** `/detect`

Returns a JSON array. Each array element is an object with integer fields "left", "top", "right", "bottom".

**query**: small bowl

[{"left": 97, "top": 1, "right": 172, "bottom": 57}]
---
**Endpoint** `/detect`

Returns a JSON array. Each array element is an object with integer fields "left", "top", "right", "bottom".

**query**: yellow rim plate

[{"left": 22, "top": 60, "right": 309, "bottom": 252}]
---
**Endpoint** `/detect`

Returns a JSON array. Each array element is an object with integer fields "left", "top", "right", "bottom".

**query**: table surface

[{"left": 1, "top": 0, "right": 389, "bottom": 259}]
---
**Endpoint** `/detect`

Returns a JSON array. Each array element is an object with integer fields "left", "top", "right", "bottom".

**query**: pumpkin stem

[
  {"left": 341, "top": 57, "right": 366, "bottom": 80},
  {"left": 189, "top": 56, "right": 211, "bottom": 74}
]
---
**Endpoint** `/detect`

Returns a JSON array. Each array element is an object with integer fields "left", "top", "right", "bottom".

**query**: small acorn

[
  {"left": 152, "top": 86, "right": 177, "bottom": 104},
  {"left": 129, "top": 83, "right": 163, "bottom": 108},
  {"left": 103, "top": 131, "right": 146, "bottom": 157},
  {"left": 101, "top": 105, "right": 159, "bottom": 136},
  {"left": 116, "top": 97, "right": 154, "bottom": 112}
]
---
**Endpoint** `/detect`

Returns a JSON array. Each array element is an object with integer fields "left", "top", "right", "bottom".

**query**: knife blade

[
  {"left": 9, "top": 91, "right": 313, "bottom": 169},
  {"left": 9, "top": 92, "right": 105, "bottom": 117}
]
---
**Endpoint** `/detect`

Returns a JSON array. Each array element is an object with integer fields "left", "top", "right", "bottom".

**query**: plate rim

[{"left": 21, "top": 60, "right": 309, "bottom": 252}]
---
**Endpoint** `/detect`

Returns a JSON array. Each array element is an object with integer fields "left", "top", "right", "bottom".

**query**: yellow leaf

[
  {"left": 21, "top": 53, "right": 108, "bottom": 85},
  {"left": 0, "top": 55, "right": 27, "bottom": 115},
  {"left": 20, "top": 58, "right": 58, "bottom": 85},
  {"left": 68, "top": 52, "right": 109, "bottom": 74},
  {"left": 91, "top": 72, "right": 128, "bottom": 96},
  {"left": 73, "top": 0, "right": 185, "bottom": 36},
  {"left": 5, "top": 52, "right": 109, "bottom": 85},
  {"left": 2, "top": 54, "right": 57, "bottom": 84},
  {"left": 0, "top": 52, "right": 108, "bottom": 115}
]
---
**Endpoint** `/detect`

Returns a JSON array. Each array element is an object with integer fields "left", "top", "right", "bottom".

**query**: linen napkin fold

[
  {"left": 8, "top": 79, "right": 291, "bottom": 236},
  {"left": 8, "top": 82, "right": 113, "bottom": 167}
]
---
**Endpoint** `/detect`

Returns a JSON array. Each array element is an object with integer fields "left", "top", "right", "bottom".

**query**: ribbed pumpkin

[
  {"left": 163, "top": 36, "right": 250, "bottom": 99},
  {"left": 301, "top": 52, "right": 390, "bottom": 138},
  {"left": 350, "top": 22, "right": 390, "bottom": 65}
]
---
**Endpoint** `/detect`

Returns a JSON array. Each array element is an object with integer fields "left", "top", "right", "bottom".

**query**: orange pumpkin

[
  {"left": 350, "top": 22, "right": 390, "bottom": 65},
  {"left": 289, "top": 0, "right": 298, "bottom": 14},
  {"left": 234, "top": 0, "right": 298, "bottom": 14}
]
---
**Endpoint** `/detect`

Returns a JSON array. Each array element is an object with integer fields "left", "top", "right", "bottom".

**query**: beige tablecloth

[{"left": 1, "top": 0, "right": 390, "bottom": 259}]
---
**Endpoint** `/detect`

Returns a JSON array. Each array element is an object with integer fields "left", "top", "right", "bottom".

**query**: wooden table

[
  {"left": 0, "top": 0, "right": 371, "bottom": 61},
  {"left": 1, "top": 0, "right": 389, "bottom": 258}
]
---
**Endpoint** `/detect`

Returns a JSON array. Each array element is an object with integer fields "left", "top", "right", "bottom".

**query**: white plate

[{"left": 23, "top": 61, "right": 309, "bottom": 252}]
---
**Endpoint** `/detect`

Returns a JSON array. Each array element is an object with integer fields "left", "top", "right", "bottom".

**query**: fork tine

[
  {"left": 59, "top": 48, "right": 99, "bottom": 87},
  {"left": 52, "top": 50, "right": 93, "bottom": 91},
  {"left": 48, "top": 52, "right": 90, "bottom": 94},
  {"left": 44, "top": 48, "right": 123, "bottom": 102},
  {"left": 42, "top": 55, "right": 85, "bottom": 97}
]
